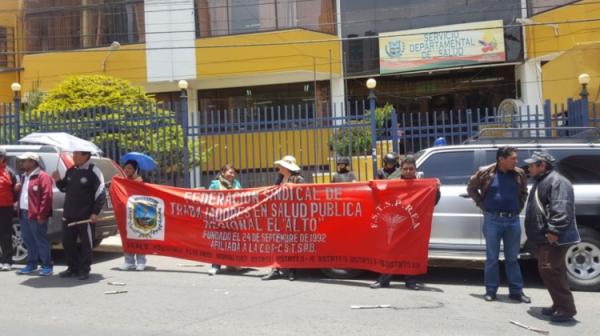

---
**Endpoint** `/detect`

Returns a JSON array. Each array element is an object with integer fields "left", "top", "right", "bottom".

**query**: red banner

[{"left": 109, "top": 178, "right": 438, "bottom": 274}]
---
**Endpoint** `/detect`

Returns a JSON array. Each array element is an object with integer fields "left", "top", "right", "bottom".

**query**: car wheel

[
  {"left": 566, "top": 227, "right": 600, "bottom": 291},
  {"left": 12, "top": 222, "right": 28, "bottom": 264},
  {"left": 320, "top": 268, "right": 364, "bottom": 279}
]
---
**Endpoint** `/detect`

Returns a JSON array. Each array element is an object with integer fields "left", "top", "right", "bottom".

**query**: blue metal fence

[
  {"left": 1, "top": 96, "right": 597, "bottom": 188},
  {"left": 0, "top": 102, "right": 186, "bottom": 186}
]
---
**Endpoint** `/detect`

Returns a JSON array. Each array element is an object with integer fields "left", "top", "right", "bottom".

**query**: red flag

[{"left": 110, "top": 177, "right": 438, "bottom": 274}]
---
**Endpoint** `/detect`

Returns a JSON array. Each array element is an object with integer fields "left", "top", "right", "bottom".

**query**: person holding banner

[
  {"left": 467, "top": 146, "right": 530, "bottom": 303},
  {"left": 52, "top": 149, "right": 106, "bottom": 280},
  {"left": 119, "top": 160, "right": 148, "bottom": 271},
  {"left": 376, "top": 152, "right": 400, "bottom": 180},
  {"left": 262, "top": 155, "right": 304, "bottom": 281},
  {"left": 207, "top": 164, "right": 242, "bottom": 276},
  {"left": 331, "top": 157, "right": 357, "bottom": 183},
  {"left": 370, "top": 156, "right": 440, "bottom": 290}
]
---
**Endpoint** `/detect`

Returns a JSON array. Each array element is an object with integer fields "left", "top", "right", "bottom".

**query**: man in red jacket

[
  {"left": 16, "top": 152, "right": 54, "bottom": 276},
  {"left": 0, "top": 147, "right": 19, "bottom": 271}
]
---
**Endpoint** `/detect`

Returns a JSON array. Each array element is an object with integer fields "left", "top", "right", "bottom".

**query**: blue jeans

[
  {"left": 20, "top": 210, "right": 52, "bottom": 268},
  {"left": 124, "top": 253, "right": 146, "bottom": 265},
  {"left": 483, "top": 212, "right": 523, "bottom": 295}
]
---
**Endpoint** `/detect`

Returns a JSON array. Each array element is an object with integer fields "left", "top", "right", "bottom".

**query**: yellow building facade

[
  {"left": 0, "top": 1, "right": 21, "bottom": 102},
  {"left": 525, "top": 0, "right": 600, "bottom": 105}
]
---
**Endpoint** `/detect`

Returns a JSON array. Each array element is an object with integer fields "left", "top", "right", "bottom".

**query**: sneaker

[
  {"left": 59, "top": 268, "right": 78, "bottom": 278},
  {"left": 551, "top": 312, "right": 575, "bottom": 323},
  {"left": 78, "top": 271, "right": 90, "bottom": 280},
  {"left": 135, "top": 264, "right": 146, "bottom": 271},
  {"left": 508, "top": 293, "right": 532, "bottom": 304},
  {"left": 17, "top": 265, "right": 37, "bottom": 275},
  {"left": 287, "top": 269, "right": 296, "bottom": 281},
  {"left": 118, "top": 263, "right": 135, "bottom": 271},
  {"left": 405, "top": 282, "right": 421, "bottom": 290},
  {"left": 1, "top": 263, "right": 11, "bottom": 271},
  {"left": 261, "top": 269, "right": 281, "bottom": 280},
  {"left": 541, "top": 307, "right": 556, "bottom": 316},
  {"left": 484, "top": 293, "right": 497, "bottom": 302},
  {"left": 369, "top": 281, "right": 390, "bottom": 289},
  {"left": 39, "top": 267, "right": 53, "bottom": 276},
  {"left": 208, "top": 267, "right": 218, "bottom": 276}
]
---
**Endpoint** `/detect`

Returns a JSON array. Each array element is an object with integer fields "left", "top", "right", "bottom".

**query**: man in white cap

[
  {"left": 16, "top": 152, "right": 54, "bottom": 276},
  {"left": 52, "top": 148, "right": 105, "bottom": 280},
  {"left": 0, "top": 146, "right": 20, "bottom": 271}
]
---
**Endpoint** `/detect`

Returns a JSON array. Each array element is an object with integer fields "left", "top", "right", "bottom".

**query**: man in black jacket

[
  {"left": 52, "top": 150, "right": 105, "bottom": 280},
  {"left": 525, "top": 151, "right": 580, "bottom": 323}
]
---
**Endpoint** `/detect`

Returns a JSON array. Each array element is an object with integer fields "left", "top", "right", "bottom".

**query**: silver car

[{"left": 416, "top": 142, "right": 600, "bottom": 291}]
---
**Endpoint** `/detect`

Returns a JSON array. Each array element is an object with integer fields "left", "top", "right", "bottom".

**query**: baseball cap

[
  {"left": 17, "top": 152, "right": 41, "bottom": 163},
  {"left": 524, "top": 151, "right": 556, "bottom": 164}
]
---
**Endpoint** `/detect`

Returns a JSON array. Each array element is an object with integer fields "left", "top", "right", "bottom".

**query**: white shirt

[{"left": 19, "top": 168, "right": 40, "bottom": 211}]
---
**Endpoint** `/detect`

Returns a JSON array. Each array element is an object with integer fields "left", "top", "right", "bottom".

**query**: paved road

[{"left": 1, "top": 237, "right": 597, "bottom": 336}]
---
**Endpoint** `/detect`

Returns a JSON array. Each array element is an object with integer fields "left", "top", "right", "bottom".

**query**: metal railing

[{"left": 1, "top": 97, "right": 596, "bottom": 188}]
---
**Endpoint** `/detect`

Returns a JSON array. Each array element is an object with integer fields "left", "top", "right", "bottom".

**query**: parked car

[
  {"left": 0, "top": 144, "right": 124, "bottom": 263},
  {"left": 415, "top": 128, "right": 600, "bottom": 291},
  {"left": 322, "top": 128, "right": 600, "bottom": 291}
]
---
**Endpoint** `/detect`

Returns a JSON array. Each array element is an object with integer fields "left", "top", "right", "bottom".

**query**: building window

[
  {"left": 24, "top": 0, "right": 145, "bottom": 52},
  {"left": 197, "top": 81, "right": 331, "bottom": 132},
  {"left": 0, "top": 27, "right": 15, "bottom": 68},
  {"left": 346, "top": 67, "right": 516, "bottom": 121},
  {"left": 196, "top": 0, "right": 336, "bottom": 37}
]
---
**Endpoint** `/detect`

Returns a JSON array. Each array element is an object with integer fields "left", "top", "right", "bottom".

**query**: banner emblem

[
  {"left": 126, "top": 195, "right": 165, "bottom": 240},
  {"left": 371, "top": 200, "right": 420, "bottom": 245}
]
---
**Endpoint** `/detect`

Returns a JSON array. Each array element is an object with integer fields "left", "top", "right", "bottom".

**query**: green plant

[
  {"left": 24, "top": 79, "right": 46, "bottom": 113},
  {"left": 27, "top": 75, "right": 210, "bottom": 174},
  {"left": 328, "top": 103, "right": 394, "bottom": 157}
]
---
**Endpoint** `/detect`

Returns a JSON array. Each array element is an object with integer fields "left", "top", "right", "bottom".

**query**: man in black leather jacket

[{"left": 524, "top": 151, "right": 580, "bottom": 323}]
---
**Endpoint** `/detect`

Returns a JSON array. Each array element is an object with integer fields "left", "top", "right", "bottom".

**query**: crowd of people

[{"left": 0, "top": 145, "right": 580, "bottom": 323}]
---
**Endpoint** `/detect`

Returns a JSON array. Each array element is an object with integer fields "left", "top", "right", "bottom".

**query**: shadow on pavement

[
  {"left": 424, "top": 260, "right": 544, "bottom": 289},
  {"left": 526, "top": 307, "right": 580, "bottom": 327},
  {"left": 315, "top": 276, "right": 445, "bottom": 292},
  {"left": 15, "top": 249, "right": 118, "bottom": 288},
  {"left": 49, "top": 249, "right": 123, "bottom": 266},
  {"left": 19, "top": 273, "right": 106, "bottom": 288},
  {"left": 468, "top": 293, "right": 534, "bottom": 304}
]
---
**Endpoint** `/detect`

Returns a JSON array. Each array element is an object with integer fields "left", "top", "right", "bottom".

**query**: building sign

[{"left": 379, "top": 20, "right": 506, "bottom": 74}]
